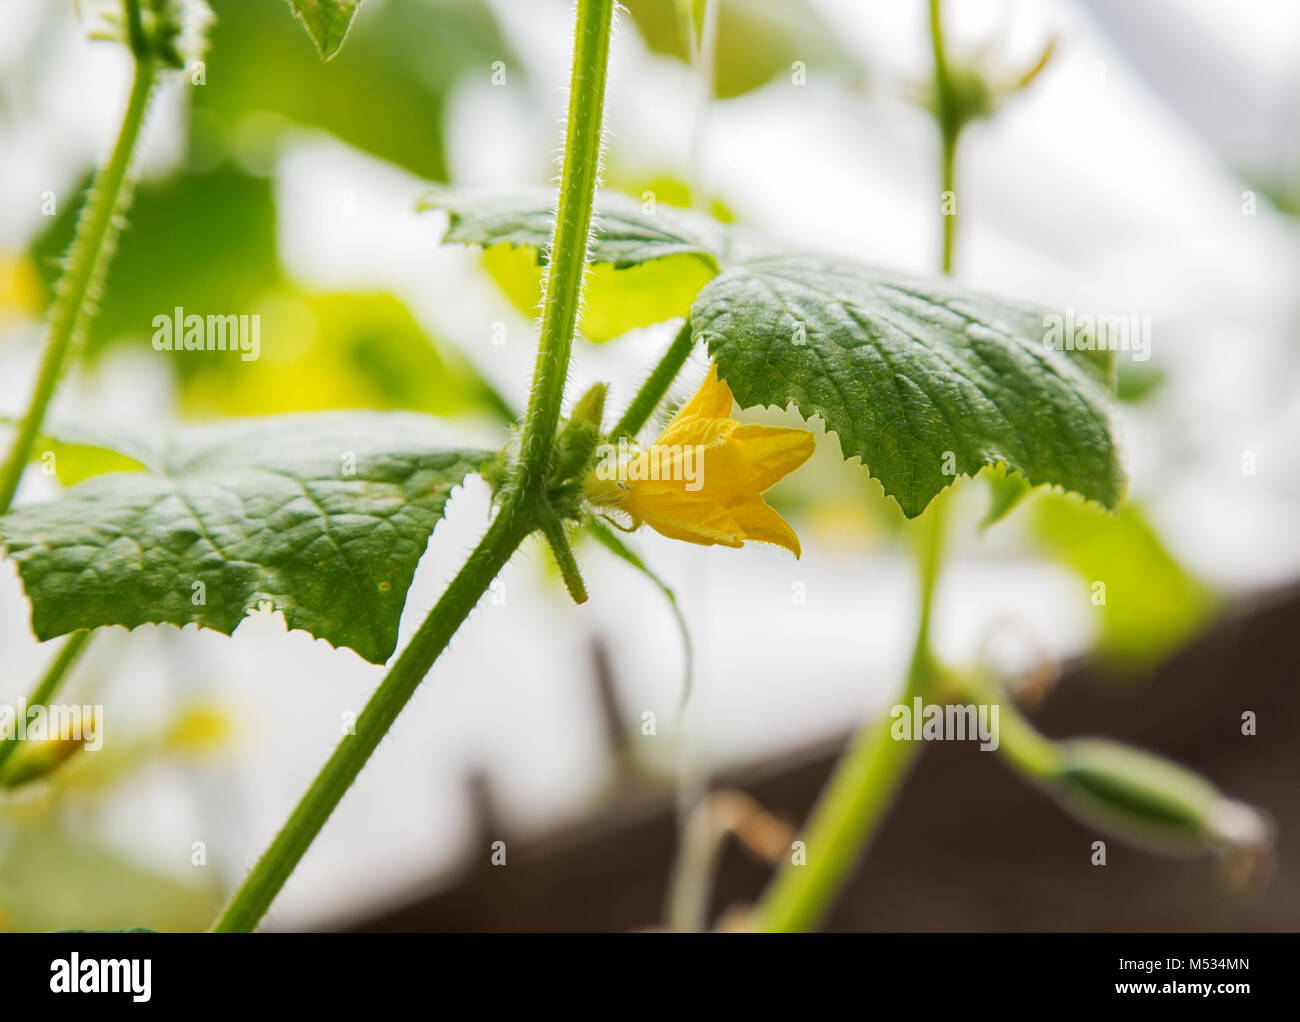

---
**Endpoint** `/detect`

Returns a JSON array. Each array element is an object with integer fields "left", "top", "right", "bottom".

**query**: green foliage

[
  {"left": 1031, "top": 495, "right": 1215, "bottom": 671},
  {"left": 421, "top": 186, "right": 724, "bottom": 270},
  {"left": 695, "top": 257, "right": 1124, "bottom": 517},
  {"left": 422, "top": 187, "right": 1125, "bottom": 518},
  {"left": 979, "top": 464, "right": 1032, "bottom": 530},
  {"left": 199, "top": 0, "right": 512, "bottom": 181},
  {"left": 0, "top": 821, "right": 219, "bottom": 933},
  {"left": 0, "top": 418, "right": 153, "bottom": 485},
  {"left": 286, "top": 0, "right": 361, "bottom": 60},
  {"left": 1115, "top": 362, "right": 1167, "bottom": 404},
  {"left": 622, "top": 0, "right": 859, "bottom": 99},
  {"left": 79, "top": 0, "right": 212, "bottom": 68},
  {"left": 178, "top": 290, "right": 513, "bottom": 423},
  {"left": 31, "top": 162, "right": 282, "bottom": 361},
  {"left": 480, "top": 243, "right": 717, "bottom": 344},
  {"left": 422, "top": 186, "right": 722, "bottom": 341},
  {"left": 29, "top": 165, "right": 507, "bottom": 422},
  {"left": 0, "top": 414, "right": 490, "bottom": 664}
]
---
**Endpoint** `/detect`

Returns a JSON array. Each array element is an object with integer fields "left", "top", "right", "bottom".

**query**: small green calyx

[
  {"left": 920, "top": 38, "right": 1056, "bottom": 137},
  {"left": 83, "top": 0, "right": 212, "bottom": 69},
  {"left": 939, "top": 64, "right": 995, "bottom": 128}
]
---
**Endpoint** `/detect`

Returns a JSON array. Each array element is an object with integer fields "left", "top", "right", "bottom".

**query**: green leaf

[
  {"left": 1031, "top": 495, "right": 1214, "bottom": 672},
  {"left": 1, "top": 417, "right": 156, "bottom": 484},
  {"left": 479, "top": 239, "right": 717, "bottom": 344},
  {"left": 979, "top": 464, "right": 1032, "bottom": 531},
  {"left": 286, "top": 0, "right": 361, "bottom": 61},
  {"left": 1116, "top": 362, "right": 1166, "bottom": 404},
  {"left": 623, "top": 0, "right": 860, "bottom": 99},
  {"left": 420, "top": 186, "right": 723, "bottom": 341},
  {"left": 420, "top": 189, "right": 1125, "bottom": 518},
  {"left": 28, "top": 166, "right": 509, "bottom": 423},
  {"left": 200, "top": 0, "right": 512, "bottom": 181},
  {"left": 30, "top": 162, "right": 282, "bottom": 362},
  {"left": 691, "top": 256, "right": 1126, "bottom": 517},
  {"left": 419, "top": 187, "right": 725, "bottom": 271},
  {"left": 177, "top": 289, "right": 514, "bottom": 423},
  {"left": 0, "top": 414, "right": 491, "bottom": 664}
]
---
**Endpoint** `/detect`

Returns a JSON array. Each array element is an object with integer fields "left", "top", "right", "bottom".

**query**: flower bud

[
  {"left": 0, "top": 707, "right": 101, "bottom": 789},
  {"left": 552, "top": 382, "right": 608, "bottom": 483}
]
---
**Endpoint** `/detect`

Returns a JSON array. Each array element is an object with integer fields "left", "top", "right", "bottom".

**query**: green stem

[
  {"left": 515, "top": 0, "right": 615, "bottom": 500},
  {"left": 538, "top": 505, "right": 588, "bottom": 604},
  {"left": 0, "top": 49, "right": 156, "bottom": 514},
  {"left": 610, "top": 318, "right": 695, "bottom": 440},
  {"left": 211, "top": 507, "right": 530, "bottom": 933},
  {"left": 930, "top": 0, "right": 959, "bottom": 275},
  {"left": 960, "top": 670, "right": 1062, "bottom": 781},
  {"left": 0, "top": 630, "right": 91, "bottom": 775},
  {"left": 939, "top": 131, "right": 957, "bottom": 275},
  {"left": 752, "top": 496, "right": 947, "bottom": 932},
  {"left": 210, "top": 0, "right": 617, "bottom": 932}
]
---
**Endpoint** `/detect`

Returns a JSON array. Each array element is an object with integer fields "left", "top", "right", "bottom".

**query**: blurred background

[{"left": 0, "top": 0, "right": 1297, "bottom": 931}]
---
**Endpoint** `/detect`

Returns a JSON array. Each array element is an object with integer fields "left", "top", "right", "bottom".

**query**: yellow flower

[{"left": 585, "top": 365, "right": 815, "bottom": 555}]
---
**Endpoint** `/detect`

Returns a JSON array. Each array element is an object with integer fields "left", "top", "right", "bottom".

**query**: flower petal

[
  {"left": 728, "top": 495, "right": 803, "bottom": 557},
  {"left": 631, "top": 496, "right": 745, "bottom": 549},
  {"left": 727, "top": 423, "right": 817, "bottom": 492},
  {"left": 657, "top": 416, "right": 732, "bottom": 450},
  {"left": 662, "top": 363, "right": 733, "bottom": 434}
]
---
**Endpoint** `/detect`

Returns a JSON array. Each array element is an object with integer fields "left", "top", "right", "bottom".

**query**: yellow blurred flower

[
  {"left": 585, "top": 365, "right": 815, "bottom": 555},
  {"left": 0, "top": 251, "right": 43, "bottom": 328}
]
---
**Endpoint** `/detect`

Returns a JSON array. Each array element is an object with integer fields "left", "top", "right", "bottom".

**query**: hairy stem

[
  {"left": 210, "top": 507, "right": 531, "bottom": 933},
  {"left": 0, "top": 47, "right": 156, "bottom": 513},
  {"left": 538, "top": 505, "right": 588, "bottom": 604},
  {"left": 610, "top": 318, "right": 695, "bottom": 440},
  {"left": 0, "top": 4, "right": 157, "bottom": 788},
  {"left": 210, "top": 0, "right": 617, "bottom": 932},
  {"left": 515, "top": 0, "right": 615, "bottom": 500}
]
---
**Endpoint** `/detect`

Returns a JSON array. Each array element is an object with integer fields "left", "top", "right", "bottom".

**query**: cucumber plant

[{"left": 0, "top": 0, "right": 1267, "bottom": 932}]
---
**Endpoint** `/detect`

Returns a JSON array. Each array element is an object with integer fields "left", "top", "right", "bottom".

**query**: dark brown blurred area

[{"left": 342, "top": 585, "right": 1299, "bottom": 933}]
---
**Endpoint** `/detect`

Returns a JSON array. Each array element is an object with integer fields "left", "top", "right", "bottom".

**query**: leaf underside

[
  {"left": 287, "top": 0, "right": 361, "bottom": 61},
  {"left": 420, "top": 188, "right": 1125, "bottom": 517},
  {"left": 0, "top": 413, "right": 489, "bottom": 664},
  {"left": 419, "top": 186, "right": 725, "bottom": 270},
  {"left": 692, "top": 257, "right": 1125, "bottom": 517}
]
